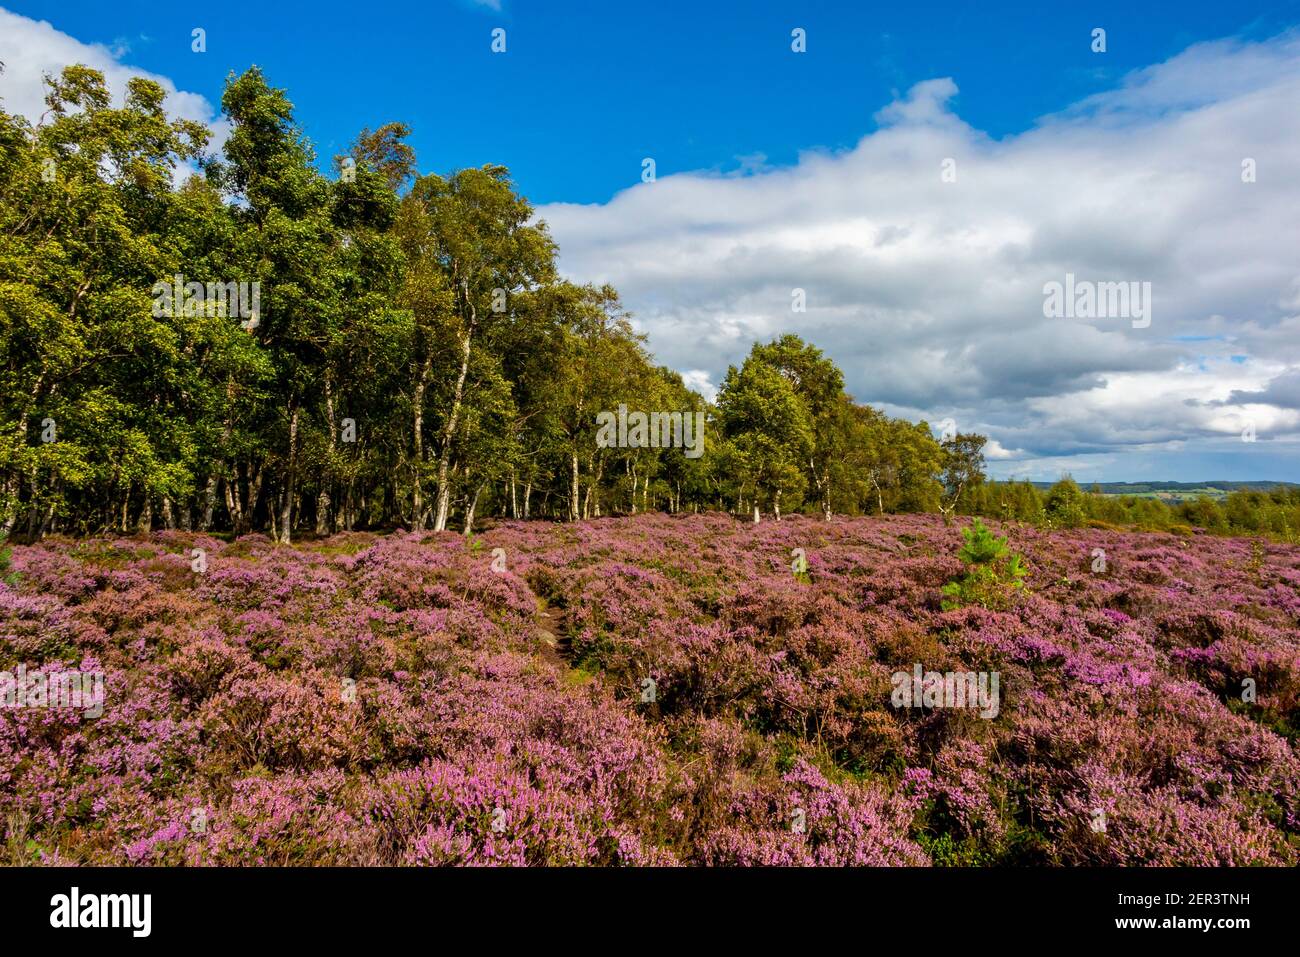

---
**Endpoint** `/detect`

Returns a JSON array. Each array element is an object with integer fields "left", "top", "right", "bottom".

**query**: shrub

[
  {"left": 3, "top": 515, "right": 1297, "bottom": 867},
  {"left": 941, "top": 518, "right": 1027, "bottom": 610},
  {"left": 0, "top": 534, "right": 15, "bottom": 585},
  {"left": 1044, "top": 477, "right": 1086, "bottom": 529}
]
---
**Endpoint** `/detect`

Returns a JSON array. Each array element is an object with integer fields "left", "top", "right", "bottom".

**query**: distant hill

[{"left": 1024, "top": 480, "right": 1299, "bottom": 501}]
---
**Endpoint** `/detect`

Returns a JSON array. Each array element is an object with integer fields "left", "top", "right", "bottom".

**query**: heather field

[{"left": 2, "top": 513, "right": 1297, "bottom": 867}]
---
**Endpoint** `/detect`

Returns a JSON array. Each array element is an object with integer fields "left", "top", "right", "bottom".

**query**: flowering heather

[{"left": 1, "top": 515, "right": 1297, "bottom": 866}]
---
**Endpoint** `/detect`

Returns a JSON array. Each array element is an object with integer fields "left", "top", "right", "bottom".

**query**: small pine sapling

[{"left": 941, "top": 518, "right": 1027, "bottom": 610}]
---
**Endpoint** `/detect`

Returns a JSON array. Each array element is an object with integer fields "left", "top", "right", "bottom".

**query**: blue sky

[
  {"left": 5, "top": 0, "right": 1298, "bottom": 204},
  {"left": 3, "top": 2, "right": 1300, "bottom": 482}
]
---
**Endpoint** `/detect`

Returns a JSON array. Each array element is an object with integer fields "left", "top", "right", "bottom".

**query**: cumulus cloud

[
  {"left": 678, "top": 369, "right": 718, "bottom": 403},
  {"left": 1224, "top": 369, "right": 1300, "bottom": 410},
  {"left": 0, "top": 9, "right": 227, "bottom": 156},
  {"left": 539, "top": 32, "right": 1300, "bottom": 479}
]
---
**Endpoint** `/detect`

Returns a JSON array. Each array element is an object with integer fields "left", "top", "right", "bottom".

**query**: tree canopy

[{"left": 1, "top": 64, "right": 982, "bottom": 539}]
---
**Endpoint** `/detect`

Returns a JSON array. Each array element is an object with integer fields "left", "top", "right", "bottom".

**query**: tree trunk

[
  {"left": 246, "top": 463, "right": 263, "bottom": 535},
  {"left": 412, "top": 355, "right": 432, "bottom": 529},
  {"left": 940, "top": 481, "right": 964, "bottom": 527},
  {"left": 317, "top": 377, "right": 337, "bottom": 537},
  {"left": 224, "top": 473, "right": 242, "bottom": 534},
  {"left": 201, "top": 475, "right": 218, "bottom": 531},
  {"left": 279, "top": 404, "right": 299, "bottom": 544},
  {"left": 1, "top": 413, "right": 30, "bottom": 533},
  {"left": 32, "top": 500, "right": 55, "bottom": 540},
  {"left": 315, "top": 491, "right": 330, "bottom": 537},
  {"left": 434, "top": 296, "right": 476, "bottom": 533},
  {"left": 752, "top": 503, "right": 761, "bottom": 524},
  {"left": 205, "top": 375, "right": 237, "bottom": 533},
  {"left": 0, "top": 472, "right": 19, "bottom": 534},
  {"left": 463, "top": 482, "right": 484, "bottom": 536},
  {"left": 224, "top": 475, "right": 237, "bottom": 535},
  {"left": 569, "top": 450, "right": 580, "bottom": 522}
]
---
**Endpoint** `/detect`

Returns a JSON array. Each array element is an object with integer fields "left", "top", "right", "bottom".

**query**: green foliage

[
  {"left": 3, "top": 62, "right": 1295, "bottom": 544},
  {"left": 1, "top": 59, "right": 1000, "bottom": 539},
  {"left": 916, "top": 829, "right": 999, "bottom": 867},
  {"left": 44, "top": 62, "right": 1300, "bottom": 541},
  {"left": 938, "top": 433, "right": 987, "bottom": 521},
  {"left": 1180, "top": 495, "right": 1228, "bottom": 532},
  {"left": 0, "top": 533, "right": 14, "bottom": 585},
  {"left": 961, "top": 479, "right": 1300, "bottom": 544},
  {"left": 1044, "top": 476, "right": 1086, "bottom": 529},
  {"left": 716, "top": 358, "right": 813, "bottom": 519},
  {"left": 714, "top": 336, "right": 955, "bottom": 522},
  {"left": 941, "top": 518, "right": 1027, "bottom": 610}
]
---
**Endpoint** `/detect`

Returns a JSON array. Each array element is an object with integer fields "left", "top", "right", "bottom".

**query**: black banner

[{"left": 0, "top": 866, "right": 1284, "bottom": 945}]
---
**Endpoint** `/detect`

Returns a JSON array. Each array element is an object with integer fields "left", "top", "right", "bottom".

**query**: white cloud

[
  {"left": 539, "top": 31, "right": 1300, "bottom": 477},
  {"left": 0, "top": 9, "right": 228, "bottom": 159},
  {"left": 680, "top": 369, "right": 717, "bottom": 403},
  {"left": 983, "top": 439, "right": 1018, "bottom": 461}
]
